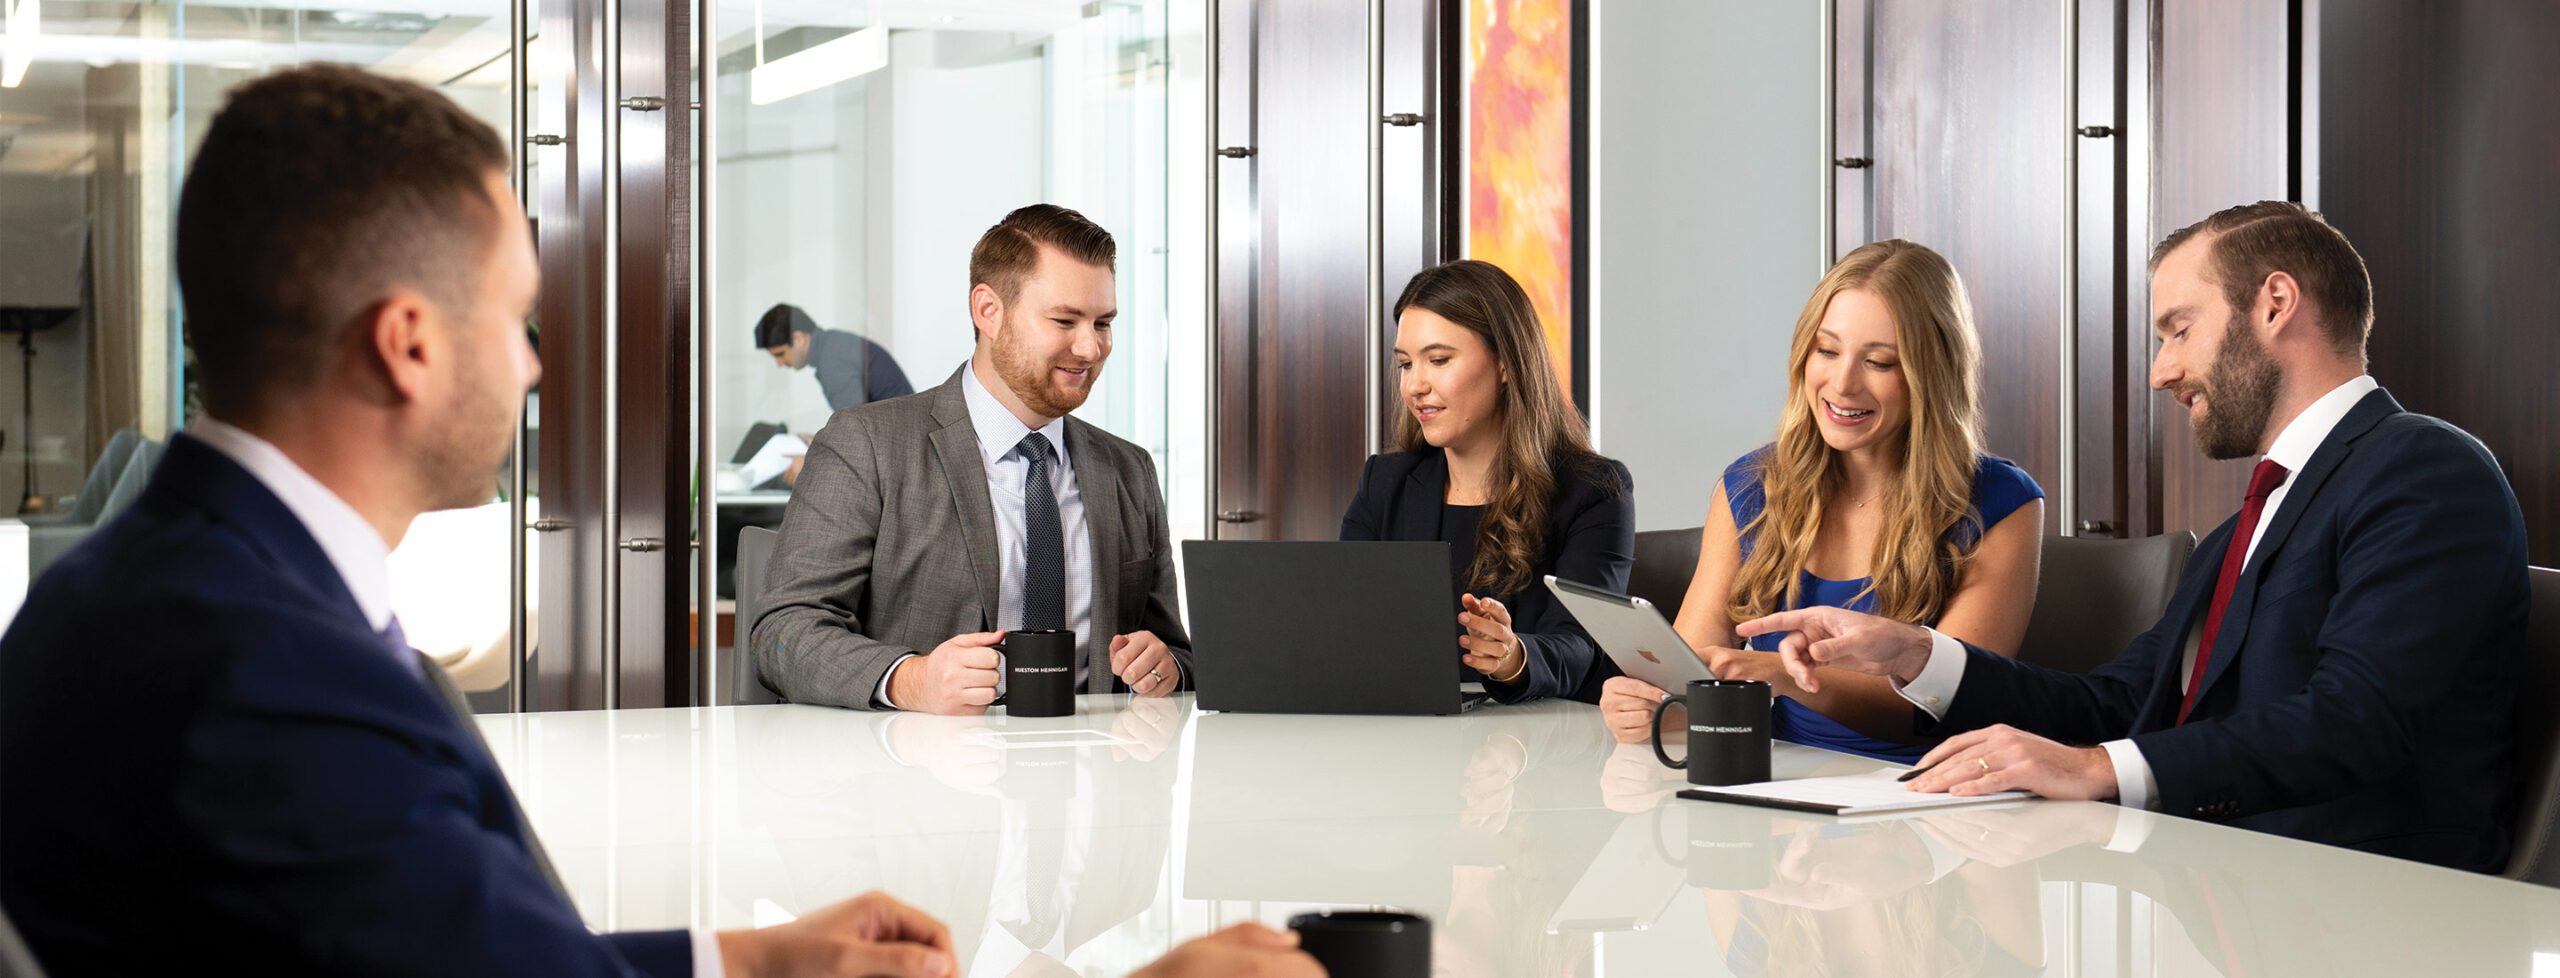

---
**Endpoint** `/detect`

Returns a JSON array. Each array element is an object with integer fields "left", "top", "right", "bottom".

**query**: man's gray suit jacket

[{"left": 751, "top": 368, "right": 1193, "bottom": 709}]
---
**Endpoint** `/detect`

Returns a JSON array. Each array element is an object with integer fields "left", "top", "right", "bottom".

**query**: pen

[{"left": 1896, "top": 761, "right": 1937, "bottom": 783}]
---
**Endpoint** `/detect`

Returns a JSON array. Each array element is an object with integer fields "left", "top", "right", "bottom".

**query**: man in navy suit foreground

[
  {"left": 1741, "top": 201, "right": 2528, "bottom": 873},
  {"left": 0, "top": 66, "right": 1316, "bottom": 977}
]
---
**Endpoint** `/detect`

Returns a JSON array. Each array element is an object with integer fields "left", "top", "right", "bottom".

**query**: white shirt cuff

[
  {"left": 2101, "top": 738, "right": 2159, "bottom": 812},
  {"left": 693, "top": 929, "right": 727, "bottom": 978},
  {"left": 873, "top": 653, "right": 918, "bottom": 710},
  {"left": 1892, "top": 628, "right": 1968, "bottom": 720}
]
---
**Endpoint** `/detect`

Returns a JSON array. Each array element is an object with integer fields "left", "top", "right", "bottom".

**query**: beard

[
  {"left": 991, "top": 314, "right": 1101, "bottom": 418},
  {"left": 2187, "top": 308, "right": 2283, "bottom": 460},
  {"left": 420, "top": 343, "right": 522, "bottom": 511}
]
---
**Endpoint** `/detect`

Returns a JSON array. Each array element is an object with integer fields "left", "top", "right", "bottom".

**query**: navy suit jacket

[
  {"left": 1339, "top": 448, "right": 1635, "bottom": 703},
  {"left": 1930, "top": 389, "right": 2527, "bottom": 872},
  {"left": 0, "top": 435, "right": 692, "bottom": 975}
]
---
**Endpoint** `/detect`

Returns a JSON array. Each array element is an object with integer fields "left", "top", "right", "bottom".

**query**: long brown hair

[
  {"left": 1392, "top": 260, "right": 1608, "bottom": 597},
  {"left": 1728, "top": 240, "right": 1986, "bottom": 625}
]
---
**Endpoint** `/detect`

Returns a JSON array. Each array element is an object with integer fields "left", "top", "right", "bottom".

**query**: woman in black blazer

[{"left": 1340, "top": 260, "right": 1634, "bottom": 703}]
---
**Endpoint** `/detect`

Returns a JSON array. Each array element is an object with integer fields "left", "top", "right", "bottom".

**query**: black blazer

[
  {"left": 1339, "top": 448, "right": 1635, "bottom": 702},
  {"left": 1933, "top": 388, "right": 2528, "bottom": 872},
  {"left": 0, "top": 436, "right": 691, "bottom": 975}
]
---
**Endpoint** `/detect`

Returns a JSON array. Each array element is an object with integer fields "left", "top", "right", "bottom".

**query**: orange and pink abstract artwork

[{"left": 1464, "top": 0, "right": 1576, "bottom": 399}]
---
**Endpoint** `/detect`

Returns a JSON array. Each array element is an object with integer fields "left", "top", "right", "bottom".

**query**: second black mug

[
  {"left": 1649, "top": 679, "right": 1773, "bottom": 787},
  {"left": 998, "top": 629, "right": 1076, "bottom": 717}
]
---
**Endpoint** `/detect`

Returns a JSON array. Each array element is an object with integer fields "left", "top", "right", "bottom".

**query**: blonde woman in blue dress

[{"left": 1594, "top": 240, "right": 2045, "bottom": 763}]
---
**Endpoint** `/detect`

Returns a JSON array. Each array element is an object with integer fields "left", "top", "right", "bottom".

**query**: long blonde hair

[
  {"left": 1391, "top": 260, "right": 1609, "bottom": 597},
  {"left": 1729, "top": 240, "right": 1986, "bottom": 625}
]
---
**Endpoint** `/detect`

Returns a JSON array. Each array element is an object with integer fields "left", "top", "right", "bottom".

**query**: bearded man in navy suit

[
  {"left": 1741, "top": 202, "right": 2528, "bottom": 873},
  {"left": 0, "top": 65, "right": 1315, "bottom": 977}
]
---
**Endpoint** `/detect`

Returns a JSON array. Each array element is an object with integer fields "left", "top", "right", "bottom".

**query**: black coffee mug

[
  {"left": 997, "top": 629, "right": 1076, "bottom": 718},
  {"left": 1288, "top": 910, "right": 1431, "bottom": 978},
  {"left": 1648, "top": 679, "right": 1773, "bottom": 787}
]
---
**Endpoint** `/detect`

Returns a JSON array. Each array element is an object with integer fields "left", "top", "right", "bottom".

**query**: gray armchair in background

[
  {"left": 28, "top": 435, "right": 163, "bottom": 576},
  {"left": 2016, "top": 531, "right": 2197, "bottom": 674}
]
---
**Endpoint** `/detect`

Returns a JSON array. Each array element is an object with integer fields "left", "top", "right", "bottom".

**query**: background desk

[{"left": 479, "top": 695, "right": 2560, "bottom": 977}]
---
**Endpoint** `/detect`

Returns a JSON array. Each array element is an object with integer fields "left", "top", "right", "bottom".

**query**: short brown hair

[
  {"left": 177, "top": 63, "right": 510, "bottom": 419},
  {"left": 966, "top": 204, "right": 1116, "bottom": 334},
  {"left": 2150, "top": 201, "right": 2374, "bottom": 361}
]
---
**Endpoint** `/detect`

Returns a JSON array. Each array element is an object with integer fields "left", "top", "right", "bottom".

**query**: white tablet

[{"left": 1545, "top": 575, "right": 1716, "bottom": 692}]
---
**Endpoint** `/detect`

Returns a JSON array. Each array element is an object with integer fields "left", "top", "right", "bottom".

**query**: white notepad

[{"left": 1677, "top": 768, "right": 2034, "bottom": 816}]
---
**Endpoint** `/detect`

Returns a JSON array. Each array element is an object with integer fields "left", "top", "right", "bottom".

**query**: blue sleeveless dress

[{"left": 1723, "top": 448, "right": 2044, "bottom": 762}]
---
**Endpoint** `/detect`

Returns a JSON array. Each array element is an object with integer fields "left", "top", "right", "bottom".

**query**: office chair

[
  {"left": 28, "top": 436, "right": 164, "bottom": 575},
  {"left": 730, "top": 525, "right": 783, "bottom": 705},
  {"left": 2016, "top": 532, "right": 2197, "bottom": 673},
  {"left": 1628, "top": 526, "right": 1702, "bottom": 620},
  {"left": 2506, "top": 566, "right": 2560, "bottom": 886}
]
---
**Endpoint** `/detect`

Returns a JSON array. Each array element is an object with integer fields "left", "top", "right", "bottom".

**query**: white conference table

[{"left": 479, "top": 695, "right": 2560, "bottom": 977}]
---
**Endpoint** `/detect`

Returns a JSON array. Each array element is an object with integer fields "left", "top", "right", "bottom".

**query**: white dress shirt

[
  {"left": 1895, "top": 375, "right": 2380, "bottom": 811},
  {"left": 878, "top": 363, "right": 1098, "bottom": 707},
  {"left": 190, "top": 419, "right": 727, "bottom": 978}
]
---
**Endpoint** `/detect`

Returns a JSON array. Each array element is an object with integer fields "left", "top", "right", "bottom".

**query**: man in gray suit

[{"left": 753, "top": 204, "right": 1192, "bottom": 713}]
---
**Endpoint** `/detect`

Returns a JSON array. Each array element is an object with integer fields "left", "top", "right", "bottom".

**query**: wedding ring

[
  {"left": 1146, "top": 669, "right": 1163, "bottom": 685},
  {"left": 1977, "top": 757, "right": 1991, "bottom": 772}
]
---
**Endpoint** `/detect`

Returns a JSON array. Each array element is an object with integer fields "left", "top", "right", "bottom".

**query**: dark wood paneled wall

[
  {"left": 1866, "top": 0, "right": 2067, "bottom": 530},
  {"left": 1214, "top": 0, "right": 1439, "bottom": 542},
  {"left": 2147, "top": 0, "right": 2293, "bottom": 539},
  {"left": 2318, "top": 0, "right": 2560, "bottom": 565}
]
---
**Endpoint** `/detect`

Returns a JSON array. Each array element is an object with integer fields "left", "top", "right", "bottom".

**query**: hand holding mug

[
  {"left": 889, "top": 632, "right": 1003, "bottom": 715},
  {"left": 1599, "top": 675, "right": 1674, "bottom": 744}
]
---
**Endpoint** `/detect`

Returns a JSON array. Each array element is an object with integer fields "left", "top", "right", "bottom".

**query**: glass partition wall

[{"left": 0, "top": 0, "right": 1202, "bottom": 710}]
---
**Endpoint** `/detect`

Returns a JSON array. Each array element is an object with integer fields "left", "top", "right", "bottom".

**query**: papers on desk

[
  {"left": 1677, "top": 768, "right": 2033, "bottom": 817},
  {"left": 737, "top": 433, "right": 809, "bottom": 487}
]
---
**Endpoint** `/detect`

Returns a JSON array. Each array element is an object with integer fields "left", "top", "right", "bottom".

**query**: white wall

[
  {"left": 1591, "top": 0, "right": 1822, "bottom": 531},
  {"left": 882, "top": 31, "right": 1046, "bottom": 388}
]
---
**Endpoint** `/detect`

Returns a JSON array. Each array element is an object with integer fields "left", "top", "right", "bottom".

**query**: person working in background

[
  {"left": 1594, "top": 240, "right": 2044, "bottom": 762},
  {"left": 758, "top": 302, "right": 916, "bottom": 412},
  {"left": 1339, "top": 259, "right": 1635, "bottom": 703},
  {"left": 754, "top": 204, "right": 1193, "bottom": 714},
  {"left": 0, "top": 65, "right": 1310, "bottom": 977},
  {"left": 1748, "top": 202, "right": 2528, "bottom": 873}
]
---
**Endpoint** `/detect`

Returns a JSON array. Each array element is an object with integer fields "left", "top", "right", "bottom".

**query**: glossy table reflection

[{"left": 478, "top": 695, "right": 2560, "bottom": 977}]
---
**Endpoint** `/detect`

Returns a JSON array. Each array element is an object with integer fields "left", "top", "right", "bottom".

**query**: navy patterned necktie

[{"left": 1014, "top": 433, "right": 1066, "bottom": 632}]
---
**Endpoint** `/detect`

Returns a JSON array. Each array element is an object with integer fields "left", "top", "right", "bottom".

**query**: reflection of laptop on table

[{"left": 1183, "top": 541, "right": 1494, "bottom": 716}]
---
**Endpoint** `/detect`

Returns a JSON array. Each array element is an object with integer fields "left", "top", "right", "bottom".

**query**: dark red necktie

[{"left": 2178, "top": 459, "right": 2291, "bottom": 725}]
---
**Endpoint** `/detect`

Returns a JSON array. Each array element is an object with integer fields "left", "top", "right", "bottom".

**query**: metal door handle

[
  {"left": 1381, "top": 112, "right": 1425, "bottom": 127},
  {"left": 2075, "top": 520, "right": 2116, "bottom": 536},
  {"left": 2076, "top": 125, "right": 2115, "bottom": 138},
  {"left": 619, "top": 537, "right": 664, "bottom": 552},
  {"left": 531, "top": 517, "right": 572, "bottom": 532},
  {"left": 1216, "top": 146, "right": 1256, "bottom": 158},
  {"left": 1215, "top": 510, "right": 1262, "bottom": 524}
]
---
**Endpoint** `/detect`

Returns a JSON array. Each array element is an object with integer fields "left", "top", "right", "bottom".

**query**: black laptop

[{"left": 1182, "top": 540, "right": 1493, "bottom": 715}]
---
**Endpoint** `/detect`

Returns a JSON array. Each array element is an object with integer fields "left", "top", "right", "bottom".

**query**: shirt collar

[
  {"left": 187, "top": 417, "right": 396, "bottom": 632},
  {"left": 2263, "top": 374, "right": 2380, "bottom": 473},
  {"left": 959, "top": 360, "right": 1070, "bottom": 471}
]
